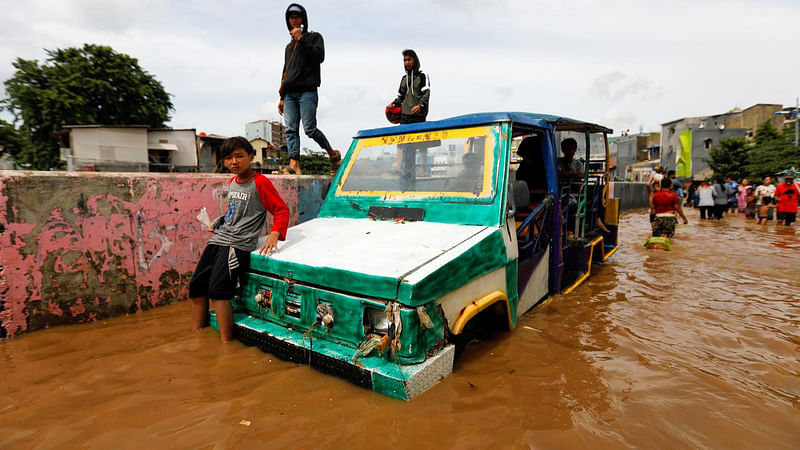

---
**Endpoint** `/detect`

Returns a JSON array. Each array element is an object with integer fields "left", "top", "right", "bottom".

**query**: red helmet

[{"left": 385, "top": 105, "right": 402, "bottom": 124}]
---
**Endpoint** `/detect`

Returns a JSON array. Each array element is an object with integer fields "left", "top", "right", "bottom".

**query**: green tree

[
  {"left": 745, "top": 120, "right": 800, "bottom": 180},
  {"left": 278, "top": 147, "right": 332, "bottom": 175},
  {"left": 753, "top": 120, "right": 780, "bottom": 145},
  {"left": 300, "top": 151, "right": 333, "bottom": 175},
  {"left": 707, "top": 137, "right": 749, "bottom": 180},
  {"left": 0, "top": 119, "right": 31, "bottom": 163},
  {"left": 2, "top": 44, "right": 174, "bottom": 169}
]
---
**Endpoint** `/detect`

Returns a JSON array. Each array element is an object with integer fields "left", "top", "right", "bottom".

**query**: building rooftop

[
  {"left": 63, "top": 125, "right": 198, "bottom": 132},
  {"left": 661, "top": 103, "right": 784, "bottom": 126},
  {"left": 608, "top": 133, "right": 653, "bottom": 143},
  {"left": 149, "top": 128, "right": 197, "bottom": 132},
  {"left": 742, "top": 103, "right": 782, "bottom": 111},
  {"left": 63, "top": 124, "right": 150, "bottom": 129}
]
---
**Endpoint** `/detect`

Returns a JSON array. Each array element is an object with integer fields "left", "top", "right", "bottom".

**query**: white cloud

[
  {"left": 591, "top": 71, "right": 661, "bottom": 104},
  {"left": 1, "top": 0, "right": 799, "bottom": 144}
]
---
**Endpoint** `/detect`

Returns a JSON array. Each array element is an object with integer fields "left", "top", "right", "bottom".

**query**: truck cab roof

[{"left": 356, "top": 112, "right": 613, "bottom": 138}]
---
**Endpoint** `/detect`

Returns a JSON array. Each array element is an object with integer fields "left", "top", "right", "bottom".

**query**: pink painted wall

[{"left": 0, "top": 171, "right": 304, "bottom": 339}]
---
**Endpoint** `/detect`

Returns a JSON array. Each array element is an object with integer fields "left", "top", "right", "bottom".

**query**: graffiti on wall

[{"left": 0, "top": 173, "right": 302, "bottom": 338}]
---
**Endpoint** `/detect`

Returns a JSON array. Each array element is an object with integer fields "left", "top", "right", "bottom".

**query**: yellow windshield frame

[{"left": 336, "top": 125, "right": 497, "bottom": 199}]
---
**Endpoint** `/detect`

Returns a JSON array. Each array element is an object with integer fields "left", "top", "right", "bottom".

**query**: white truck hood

[{"left": 257, "top": 217, "right": 490, "bottom": 281}]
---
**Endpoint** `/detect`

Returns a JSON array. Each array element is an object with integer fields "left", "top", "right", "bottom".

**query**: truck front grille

[
  {"left": 285, "top": 292, "right": 301, "bottom": 318},
  {"left": 234, "top": 324, "right": 374, "bottom": 389}
]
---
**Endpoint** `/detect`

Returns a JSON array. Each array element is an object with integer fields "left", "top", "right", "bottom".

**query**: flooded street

[{"left": 2, "top": 210, "right": 798, "bottom": 449}]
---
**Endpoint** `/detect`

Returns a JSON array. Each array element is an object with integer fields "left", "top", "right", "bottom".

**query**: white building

[
  {"left": 246, "top": 120, "right": 286, "bottom": 147},
  {"left": 148, "top": 129, "right": 198, "bottom": 171},
  {"left": 61, "top": 125, "right": 198, "bottom": 172}
]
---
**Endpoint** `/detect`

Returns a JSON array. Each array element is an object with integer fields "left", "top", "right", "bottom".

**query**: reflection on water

[{"left": 1, "top": 210, "right": 799, "bottom": 448}]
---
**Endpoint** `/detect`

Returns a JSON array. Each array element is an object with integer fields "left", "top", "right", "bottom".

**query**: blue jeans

[{"left": 283, "top": 90, "right": 330, "bottom": 161}]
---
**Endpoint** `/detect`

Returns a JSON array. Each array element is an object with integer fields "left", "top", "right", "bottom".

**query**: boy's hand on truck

[{"left": 259, "top": 231, "right": 281, "bottom": 256}]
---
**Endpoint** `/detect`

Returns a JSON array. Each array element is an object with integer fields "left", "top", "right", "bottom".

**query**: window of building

[
  {"left": 704, "top": 139, "right": 712, "bottom": 150},
  {"left": 262, "top": 147, "right": 268, "bottom": 159}
]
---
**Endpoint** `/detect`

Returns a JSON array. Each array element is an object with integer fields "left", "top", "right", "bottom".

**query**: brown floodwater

[{"left": 1, "top": 210, "right": 799, "bottom": 449}]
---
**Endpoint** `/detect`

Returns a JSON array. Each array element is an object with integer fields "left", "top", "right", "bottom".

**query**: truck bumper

[{"left": 210, "top": 311, "right": 454, "bottom": 400}]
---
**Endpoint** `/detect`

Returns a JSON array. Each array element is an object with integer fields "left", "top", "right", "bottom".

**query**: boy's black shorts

[{"left": 189, "top": 244, "right": 251, "bottom": 300}]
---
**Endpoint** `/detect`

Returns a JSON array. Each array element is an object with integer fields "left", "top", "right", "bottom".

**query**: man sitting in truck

[
  {"left": 515, "top": 136, "right": 547, "bottom": 196},
  {"left": 449, "top": 151, "right": 484, "bottom": 194},
  {"left": 557, "top": 138, "right": 584, "bottom": 179}
]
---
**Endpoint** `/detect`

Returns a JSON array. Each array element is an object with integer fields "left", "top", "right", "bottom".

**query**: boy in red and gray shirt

[{"left": 190, "top": 137, "right": 289, "bottom": 342}]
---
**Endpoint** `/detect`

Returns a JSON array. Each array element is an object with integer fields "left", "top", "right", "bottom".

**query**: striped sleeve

[
  {"left": 254, "top": 173, "right": 290, "bottom": 240},
  {"left": 419, "top": 72, "right": 430, "bottom": 107}
]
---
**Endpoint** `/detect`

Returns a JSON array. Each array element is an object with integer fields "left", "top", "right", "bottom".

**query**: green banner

[{"left": 676, "top": 129, "right": 692, "bottom": 177}]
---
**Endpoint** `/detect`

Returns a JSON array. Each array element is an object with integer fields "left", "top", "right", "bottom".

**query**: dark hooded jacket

[
  {"left": 280, "top": 3, "right": 324, "bottom": 97},
  {"left": 392, "top": 49, "right": 430, "bottom": 123}
]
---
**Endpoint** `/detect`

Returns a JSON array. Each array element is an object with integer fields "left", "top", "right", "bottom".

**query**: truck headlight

[
  {"left": 364, "top": 307, "right": 389, "bottom": 334},
  {"left": 255, "top": 287, "right": 271, "bottom": 309},
  {"left": 316, "top": 302, "right": 335, "bottom": 328}
]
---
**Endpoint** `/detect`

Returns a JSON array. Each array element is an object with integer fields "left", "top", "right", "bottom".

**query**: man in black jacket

[
  {"left": 278, "top": 3, "right": 340, "bottom": 175},
  {"left": 388, "top": 49, "right": 430, "bottom": 124}
]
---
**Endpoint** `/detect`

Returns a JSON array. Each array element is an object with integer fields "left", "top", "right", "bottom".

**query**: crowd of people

[{"left": 648, "top": 166, "right": 799, "bottom": 242}]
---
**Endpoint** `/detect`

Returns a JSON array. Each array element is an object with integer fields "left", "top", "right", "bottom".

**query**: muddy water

[{"left": 2, "top": 211, "right": 799, "bottom": 449}]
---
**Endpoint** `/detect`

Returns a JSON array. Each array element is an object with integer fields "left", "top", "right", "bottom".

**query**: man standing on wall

[
  {"left": 387, "top": 49, "right": 430, "bottom": 124},
  {"left": 278, "top": 3, "right": 340, "bottom": 175}
]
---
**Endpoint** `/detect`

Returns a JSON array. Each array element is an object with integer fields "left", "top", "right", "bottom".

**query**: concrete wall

[
  {"left": 0, "top": 171, "right": 330, "bottom": 339},
  {"left": 690, "top": 128, "right": 747, "bottom": 175},
  {"left": 610, "top": 137, "right": 639, "bottom": 179},
  {"left": 197, "top": 139, "right": 220, "bottom": 173},
  {"left": 661, "top": 119, "right": 689, "bottom": 172},
  {"left": 609, "top": 181, "right": 649, "bottom": 211},
  {"left": 726, "top": 104, "right": 783, "bottom": 132},
  {"left": 645, "top": 132, "right": 661, "bottom": 149}
]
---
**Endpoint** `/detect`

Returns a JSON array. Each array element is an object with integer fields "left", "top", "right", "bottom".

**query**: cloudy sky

[{"left": 1, "top": 0, "right": 798, "bottom": 149}]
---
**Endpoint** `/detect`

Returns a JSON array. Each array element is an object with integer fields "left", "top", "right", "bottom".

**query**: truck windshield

[{"left": 337, "top": 125, "right": 498, "bottom": 199}]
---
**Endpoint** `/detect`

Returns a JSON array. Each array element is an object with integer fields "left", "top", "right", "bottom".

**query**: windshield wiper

[{"left": 349, "top": 201, "right": 377, "bottom": 219}]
